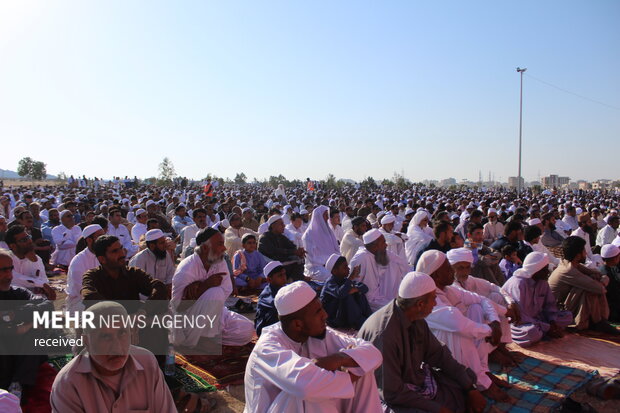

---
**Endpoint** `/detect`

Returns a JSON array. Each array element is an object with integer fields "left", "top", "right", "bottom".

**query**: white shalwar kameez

[
  {"left": 244, "top": 322, "right": 383, "bottom": 413},
  {"left": 107, "top": 223, "right": 139, "bottom": 258},
  {"left": 9, "top": 251, "right": 49, "bottom": 290},
  {"left": 339, "top": 229, "right": 363, "bottom": 264},
  {"left": 171, "top": 253, "right": 254, "bottom": 347},
  {"left": 66, "top": 247, "right": 100, "bottom": 312},
  {"left": 50, "top": 224, "right": 81, "bottom": 266}
]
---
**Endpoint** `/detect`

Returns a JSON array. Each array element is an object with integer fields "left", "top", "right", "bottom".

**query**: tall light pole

[{"left": 516, "top": 67, "right": 526, "bottom": 196}]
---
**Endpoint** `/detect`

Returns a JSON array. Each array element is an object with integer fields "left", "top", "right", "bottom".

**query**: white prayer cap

[
  {"left": 405, "top": 207, "right": 415, "bottom": 216},
  {"left": 416, "top": 250, "right": 447, "bottom": 275},
  {"left": 145, "top": 229, "right": 165, "bottom": 242},
  {"left": 242, "top": 207, "right": 252, "bottom": 214},
  {"left": 487, "top": 208, "right": 498, "bottom": 215},
  {"left": 450, "top": 213, "right": 459, "bottom": 220},
  {"left": 325, "top": 253, "right": 343, "bottom": 273},
  {"left": 601, "top": 244, "right": 620, "bottom": 259},
  {"left": 267, "top": 215, "right": 283, "bottom": 227},
  {"left": 363, "top": 228, "right": 383, "bottom": 244},
  {"left": 300, "top": 209, "right": 308, "bottom": 215},
  {"left": 59, "top": 209, "right": 72, "bottom": 219},
  {"left": 447, "top": 248, "right": 474, "bottom": 265},
  {"left": 135, "top": 208, "right": 146, "bottom": 217},
  {"left": 146, "top": 200, "right": 156, "bottom": 207},
  {"left": 576, "top": 207, "right": 583, "bottom": 215},
  {"left": 399, "top": 272, "right": 437, "bottom": 299},
  {"left": 527, "top": 218, "right": 542, "bottom": 226},
  {"left": 122, "top": 198, "right": 129, "bottom": 203},
  {"left": 514, "top": 252, "right": 549, "bottom": 279},
  {"left": 82, "top": 224, "right": 103, "bottom": 239},
  {"left": 263, "top": 261, "right": 284, "bottom": 277},
  {"left": 0, "top": 389, "right": 21, "bottom": 413},
  {"left": 274, "top": 281, "right": 317, "bottom": 316},
  {"left": 381, "top": 215, "right": 396, "bottom": 225},
  {"left": 219, "top": 219, "right": 230, "bottom": 229}
]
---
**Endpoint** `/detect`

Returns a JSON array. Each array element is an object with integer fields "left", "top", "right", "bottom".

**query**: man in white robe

[
  {"left": 379, "top": 214, "right": 408, "bottom": 263},
  {"left": 350, "top": 229, "right": 410, "bottom": 312},
  {"left": 180, "top": 208, "right": 208, "bottom": 256},
  {"left": 129, "top": 229, "right": 176, "bottom": 289},
  {"left": 405, "top": 211, "right": 434, "bottom": 267},
  {"left": 50, "top": 210, "right": 82, "bottom": 267},
  {"left": 171, "top": 227, "right": 254, "bottom": 348},
  {"left": 482, "top": 208, "right": 504, "bottom": 245},
  {"left": 66, "top": 224, "right": 105, "bottom": 312},
  {"left": 244, "top": 281, "right": 383, "bottom": 413},
  {"left": 328, "top": 209, "right": 345, "bottom": 243},
  {"left": 107, "top": 207, "right": 138, "bottom": 259},
  {"left": 224, "top": 213, "right": 256, "bottom": 257},
  {"left": 284, "top": 213, "right": 305, "bottom": 248},
  {"left": 130, "top": 208, "right": 148, "bottom": 243},
  {"left": 596, "top": 215, "right": 619, "bottom": 247},
  {"left": 340, "top": 217, "right": 366, "bottom": 263},
  {"left": 416, "top": 250, "right": 509, "bottom": 401}
]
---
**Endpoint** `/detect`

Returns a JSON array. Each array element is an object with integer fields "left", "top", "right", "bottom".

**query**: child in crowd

[
  {"left": 320, "top": 254, "right": 372, "bottom": 330},
  {"left": 233, "top": 234, "right": 269, "bottom": 291},
  {"left": 255, "top": 261, "right": 288, "bottom": 336},
  {"left": 499, "top": 244, "right": 522, "bottom": 280}
]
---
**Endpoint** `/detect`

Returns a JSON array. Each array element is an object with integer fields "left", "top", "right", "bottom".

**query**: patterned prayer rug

[{"left": 486, "top": 356, "right": 597, "bottom": 412}]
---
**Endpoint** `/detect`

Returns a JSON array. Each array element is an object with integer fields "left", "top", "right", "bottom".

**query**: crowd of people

[{"left": 1, "top": 179, "right": 619, "bottom": 412}]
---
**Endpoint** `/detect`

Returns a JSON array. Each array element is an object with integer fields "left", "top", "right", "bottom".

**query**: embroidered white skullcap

[
  {"left": 263, "top": 261, "right": 283, "bottom": 277},
  {"left": 527, "top": 218, "right": 542, "bottom": 226},
  {"left": 416, "top": 250, "right": 447, "bottom": 275},
  {"left": 82, "top": 224, "right": 102, "bottom": 239},
  {"left": 446, "top": 248, "right": 474, "bottom": 265},
  {"left": 325, "top": 253, "right": 343, "bottom": 273},
  {"left": 363, "top": 228, "right": 383, "bottom": 244},
  {"left": 267, "top": 215, "right": 283, "bottom": 227},
  {"left": 514, "top": 252, "right": 549, "bottom": 279},
  {"left": 601, "top": 244, "right": 620, "bottom": 259},
  {"left": 145, "top": 229, "right": 165, "bottom": 242},
  {"left": 398, "top": 271, "right": 436, "bottom": 299},
  {"left": 381, "top": 215, "right": 396, "bottom": 225},
  {"left": 274, "top": 281, "right": 317, "bottom": 316}
]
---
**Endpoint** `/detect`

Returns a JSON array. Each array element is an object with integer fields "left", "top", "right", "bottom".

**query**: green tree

[
  {"left": 360, "top": 176, "right": 377, "bottom": 189},
  {"left": 17, "top": 157, "right": 47, "bottom": 180},
  {"left": 324, "top": 173, "right": 337, "bottom": 189},
  {"left": 392, "top": 172, "right": 409, "bottom": 190},
  {"left": 158, "top": 157, "right": 176, "bottom": 184},
  {"left": 234, "top": 172, "right": 247, "bottom": 185}
]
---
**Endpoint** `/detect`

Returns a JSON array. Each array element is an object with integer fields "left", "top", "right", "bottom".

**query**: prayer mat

[
  {"left": 575, "top": 325, "right": 620, "bottom": 345},
  {"left": 486, "top": 356, "right": 597, "bottom": 412},
  {"left": 176, "top": 342, "right": 255, "bottom": 389}
]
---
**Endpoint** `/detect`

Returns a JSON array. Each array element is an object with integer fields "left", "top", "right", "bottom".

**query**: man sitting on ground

[{"left": 254, "top": 261, "right": 287, "bottom": 336}]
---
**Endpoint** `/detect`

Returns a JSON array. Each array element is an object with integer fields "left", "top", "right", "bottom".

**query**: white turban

[
  {"left": 412, "top": 211, "right": 428, "bottom": 227},
  {"left": 487, "top": 208, "right": 498, "bottom": 215},
  {"left": 274, "top": 281, "right": 317, "bottom": 316},
  {"left": 399, "top": 271, "right": 436, "bottom": 299},
  {"left": 416, "top": 250, "right": 447, "bottom": 275},
  {"left": 381, "top": 215, "right": 396, "bottom": 225},
  {"left": 363, "top": 228, "right": 383, "bottom": 244},
  {"left": 513, "top": 252, "right": 549, "bottom": 279},
  {"left": 446, "top": 248, "right": 474, "bottom": 265},
  {"left": 527, "top": 218, "right": 542, "bottom": 226}
]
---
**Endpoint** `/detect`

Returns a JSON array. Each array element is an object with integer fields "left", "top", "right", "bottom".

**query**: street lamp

[{"left": 516, "top": 67, "right": 526, "bottom": 195}]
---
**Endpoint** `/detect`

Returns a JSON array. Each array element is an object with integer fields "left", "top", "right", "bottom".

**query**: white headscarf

[
  {"left": 513, "top": 252, "right": 549, "bottom": 279},
  {"left": 302, "top": 205, "right": 340, "bottom": 260}
]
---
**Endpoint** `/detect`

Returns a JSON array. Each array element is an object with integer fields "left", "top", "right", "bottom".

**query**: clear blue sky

[{"left": 1, "top": 0, "right": 618, "bottom": 183}]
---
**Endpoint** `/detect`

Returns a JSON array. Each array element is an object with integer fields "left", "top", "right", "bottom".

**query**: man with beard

[
  {"left": 597, "top": 215, "right": 620, "bottom": 247},
  {"left": 107, "top": 207, "right": 138, "bottom": 259},
  {"left": 50, "top": 301, "right": 175, "bottom": 412},
  {"left": 171, "top": 227, "right": 254, "bottom": 349},
  {"left": 66, "top": 224, "right": 106, "bottom": 312},
  {"left": 571, "top": 213, "right": 602, "bottom": 267},
  {"left": 5, "top": 225, "right": 56, "bottom": 299},
  {"left": 483, "top": 208, "right": 504, "bottom": 246},
  {"left": 50, "top": 210, "right": 82, "bottom": 268},
  {"left": 541, "top": 212, "right": 565, "bottom": 247},
  {"left": 415, "top": 221, "right": 454, "bottom": 264},
  {"left": 416, "top": 250, "right": 509, "bottom": 402},
  {"left": 145, "top": 200, "right": 176, "bottom": 238},
  {"left": 340, "top": 217, "right": 367, "bottom": 263},
  {"left": 258, "top": 215, "right": 306, "bottom": 282},
  {"left": 244, "top": 281, "right": 383, "bottom": 413},
  {"left": 341, "top": 205, "right": 356, "bottom": 231},
  {"left": 350, "top": 229, "right": 410, "bottom": 312},
  {"left": 359, "top": 272, "right": 487, "bottom": 413},
  {"left": 15, "top": 210, "right": 52, "bottom": 266},
  {"left": 242, "top": 207, "right": 259, "bottom": 232},
  {"left": 549, "top": 236, "right": 617, "bottom": 334},
  {"left": 224, "top": 213, "right": 257, "bottom": 257},
  {"left": 129, "top": 229, "right": 176, "bottom": 296},
  {"left": 41, "top": 208, "right": 60, "bottom": 247}
]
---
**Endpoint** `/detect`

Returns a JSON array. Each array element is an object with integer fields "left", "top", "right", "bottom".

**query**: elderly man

[
  {"left": 129, "top": 229, "right": 176, "bottom": 293},
  {"left": 50, "top": 210, "right": 81, "bottom": 268},
  {"left": 66, "top": 224, "right": 106, "bottom": 312},
  {"left": 597, "top": 215, "right": 619, "bottom": 247},
  {"left": 350, "top": 229, "right": 409, "bottom": 312},
  {"left": 416, "top": 250, "right": 509, "bottom": 401},
  {"left": 50, "top": 301, "right": 175, "bottom": 412},
  {"left": 405, "top": 211, "right": 435, "bottom": 267},
  {"left": 549, "top": 236, "right": 617, "bottom": 334},
  {"left": 379, "top": 214, "right": 408, "bottom": 262},
  {"left": 244, "top": 281, "right": 383, "bottom": 412},
  {"left": 359, "top": 272, "right": 487, "bottom": 413},
  {"left": 171, "top": 227, "right": 254, "bottom": 349},
  {"left": 5, "top": 225, "right": 55, "bottom": 299},
  {"left": 501, "top": 252, "right": 573, "bottom": 346},
  {"left": 302, "top": 206, "right": 341, "bottom": 282},
  {"left": 107, "top": 207, "right": 138, "bottom": 259},
  {"left": 258, "top": 215, "right": 306, "bottom": 282},
  {"left": 340, "top": 217, "right": 367, "bottom": 263},
  {"left": 483, "top": 208, "right": 504, "bottom": 245},
  {"left": 224, "top": 212, "right": 256, "bottom": 257}
]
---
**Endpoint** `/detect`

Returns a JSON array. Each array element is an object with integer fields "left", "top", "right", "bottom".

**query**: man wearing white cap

[
  {"left": 130, "top": 208, "right": 148, "bottom": 243},
  {"left": 596, "top": 215, "right": 619, "bottom": 247},
  {"left": 350, "top": 228, "right": 410, "bottom": 312},
  {"left": 502, "top": 252, "right": 574, "bottom": 346},
  {"left": 483, "top": 208, "right": 504, "bottom": 245},
  {"left": 66, "top": 224, "right": 106, "bottom": 312},
  {"left": 171, "top": 227, "right": 255, "bottom": 348},
  {"left": 599, "top": 244, "right": 620, "bottom": 322},
  {"left": 379, "top": 214, "right": 408, "bottom": 262},
  {"left": 340, "top": 217, "right": 367, "bottom": 263},
  {"left": 129, "top": 229, "right": 176, "bottom": 293},
  {"left": 416, "top": 250, "right": 509, "bottom": 401},
  {"left": 549, "top": 236, "right": 617, "bottom": 334},
  {"left": 50, "top": 209, "right": 81, "bottom": 267},
  {"left": 448, "top": 248, "right": 521, "bottom": 366},
  {"left": 244, "top": 281, "right": 383, "bottom": 413},
  {"left": 255, "top": 261, "right": 288, "bottom": 336},
  {"left": 359, "top": 272, "right": 487, "bottom": 413}
]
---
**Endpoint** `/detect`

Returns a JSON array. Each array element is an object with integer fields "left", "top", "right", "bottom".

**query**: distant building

[
  {"left": 541, "top": 174, "right": 570, "bottom": 188},
  {"left": 592, "top": 179, "right": 612, "bottom": 190},
  {"left": 508, "top": 176, "right": 524, "bottom": 188},
  {"left": 440, "top": 178, "right": 457, "bottom": 187},
  {"left": 578, "top": 181, "right": 591, "bottom": 190}
]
